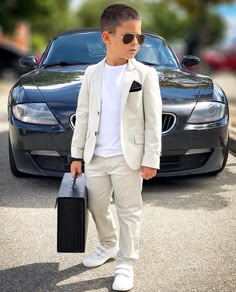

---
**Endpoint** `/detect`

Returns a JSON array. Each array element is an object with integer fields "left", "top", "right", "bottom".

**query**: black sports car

[{"left": 8, "top": 29, "right": 229, "bottom": 177}]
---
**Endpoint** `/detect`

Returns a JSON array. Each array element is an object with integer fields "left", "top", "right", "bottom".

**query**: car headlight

[
  {"left": 187, "top": 102, "right": 226, "bottom": 124},
  {"left": 12, "top": 103, "right": 58, "bottom": 125}
]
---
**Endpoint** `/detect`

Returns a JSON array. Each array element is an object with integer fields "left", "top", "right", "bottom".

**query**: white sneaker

[
  {"left": 83, "top": 242, "right": 118, "bottom": 268},
  {"left": 112, "top": 264, "right": 134, "bottom": 291}
]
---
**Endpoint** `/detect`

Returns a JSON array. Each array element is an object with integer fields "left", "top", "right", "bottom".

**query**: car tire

[{"left": 8, "top": 136, "right": 24, "bottom": 177}]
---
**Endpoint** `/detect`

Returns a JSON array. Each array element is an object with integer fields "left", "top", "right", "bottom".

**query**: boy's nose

[{"left": 131, "top": 36, "right": 139, "bottom": 45}]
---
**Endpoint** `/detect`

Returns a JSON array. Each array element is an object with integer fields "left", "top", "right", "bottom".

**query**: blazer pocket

[
  {"left": 130, "top": 87, "right": 142, "bottom": 93},
  {"left": 128, "top": 91, "right": 142, "bottom": 106},
  {"left": 129, "top": 81, "right": 142, "bottom": 92},
  {"left": 129, "top": 90, "right": 142, "bottom": 97},
  {"left": 134, "top": 134, "right": 145, "bottom": 144}
]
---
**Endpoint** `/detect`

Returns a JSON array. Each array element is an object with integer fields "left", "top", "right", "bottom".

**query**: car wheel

[{"left": 8, "top": 136, "right": 24, "bottom": 177}]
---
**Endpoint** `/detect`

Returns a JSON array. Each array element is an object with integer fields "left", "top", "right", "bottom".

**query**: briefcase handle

[
  {"left": 55, "top": 173, "right": 78, "bottom": 208},
  {"left": 72, "top": 174, "right": 77, "bottom": 189}
]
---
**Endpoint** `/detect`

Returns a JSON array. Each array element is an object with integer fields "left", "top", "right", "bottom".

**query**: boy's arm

[
  {"left": 141, "top": 67, "right": 162, "bottom": 170},
  {"left": 71, "top": 68, "right": 90, "bottom": 161}
]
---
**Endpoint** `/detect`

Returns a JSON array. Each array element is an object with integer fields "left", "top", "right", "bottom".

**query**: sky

[
  {"left": 217, "top": 3, "right": 236, "bottom": 44},
  {"left": 71, "top": 0, "right": 236, "bottom": 44}
]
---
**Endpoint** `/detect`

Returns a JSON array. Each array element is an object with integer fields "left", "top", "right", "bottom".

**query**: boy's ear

[{"left": 102, "top": 31, "right": 111, "bottom": 44}]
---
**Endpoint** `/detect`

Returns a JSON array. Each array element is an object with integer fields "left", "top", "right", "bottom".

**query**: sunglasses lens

[
  {"left": 123, "top": 34, "right": 134, "bottom": 44},
  {"left": 138, "top": 34, "right": 145, "bottom": 45},
  {"left": 122, "top": 34, "right": 145, "bottom": 45}
]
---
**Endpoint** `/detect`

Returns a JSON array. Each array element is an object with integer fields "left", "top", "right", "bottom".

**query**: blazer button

[{"left": 95, "top": 131, "right": 97, "bottom": 136}]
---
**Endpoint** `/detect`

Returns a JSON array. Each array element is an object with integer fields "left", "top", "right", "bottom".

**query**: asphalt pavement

[{"left": 0, "top": 75, "right": 236, "bottom": 292}]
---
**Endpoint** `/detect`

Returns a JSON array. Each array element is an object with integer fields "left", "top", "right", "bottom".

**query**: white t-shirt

[{"left": 95, "top": 63, "right": 127, "bottom": 157}]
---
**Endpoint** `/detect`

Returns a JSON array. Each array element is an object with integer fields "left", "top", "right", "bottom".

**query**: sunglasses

[{"left": 109, "top": 32, "right": 145, "bottom": 45}]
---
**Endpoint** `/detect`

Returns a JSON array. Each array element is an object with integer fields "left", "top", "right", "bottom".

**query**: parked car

[
  {"left": 202, "top": 45, "right": 236, "bottom": 72},
  {"left": 8, "top": 28, "right": 229, "bottom": 177},
  {"left": 0, "top": 43, "right": 30, "bottom": 80}
]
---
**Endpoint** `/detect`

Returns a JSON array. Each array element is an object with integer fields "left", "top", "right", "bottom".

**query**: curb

[
  {"left": 229, "top": 137, "right": 236, "bottom": 156},
  {"left": 229, "top": 118, "right": 236, "bottom": 154},
  {"left": 228, "top": 100, "right": 236, "bottom": 155}
]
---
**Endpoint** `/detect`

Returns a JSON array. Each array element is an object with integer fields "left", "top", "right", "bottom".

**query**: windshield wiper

[{"left": 42, "top": 61, "right": 89, "bottom": 68}]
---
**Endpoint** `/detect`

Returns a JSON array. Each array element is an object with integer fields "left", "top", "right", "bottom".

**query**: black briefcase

[{"left": 56, "top": 173, "right": 88, "bottom": 253}]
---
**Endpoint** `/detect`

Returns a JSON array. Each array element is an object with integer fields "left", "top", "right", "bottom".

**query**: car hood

[
  {"left": 159, "top": 69, "right": 200, "bottom": 100},
  {"left": 33, "top": 67, "right": 85, "bottom": 104},
  {"left": 158, "top": 67, "right": 213, "bottom": 109},
  {"left": 18, "top": 66, "right": 214, "bottom": 128},
  {"left": 32, "top": 67, "right": 210, "bottom": 103},
  {"left": 30, "top": 68, "right": 85, "bottom": 128}
]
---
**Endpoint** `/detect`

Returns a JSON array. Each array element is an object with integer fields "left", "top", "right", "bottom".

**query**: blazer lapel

[{"left": 121, "top": 59, "right": 136, "bottom": 113}]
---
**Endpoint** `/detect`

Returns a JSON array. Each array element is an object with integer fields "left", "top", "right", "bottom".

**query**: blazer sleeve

[
  {"left": 71, "top": 67, "right": 90, "bottom": 159},
  {"left": 141, "top": 67, "right": 162, "bottom": 169}
]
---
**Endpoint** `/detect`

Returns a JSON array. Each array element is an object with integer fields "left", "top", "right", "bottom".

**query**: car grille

[
  {"left": 162, "top": 113, "right": 176, "bottom": 134},
  {"left": 32, "top": 152, "right": 211, "bottom": 174},
  {"left": 70, "top": 114, "right": 76, "bottom": 130},
  {"left": 70, "top": 112, "right": 176, "bottom": 134},
  {"left": 159, "top": 152, "right": 211, "bottom": 173},
  {"left": 32, "top": 155, "right": 67, "bottom": 172}
]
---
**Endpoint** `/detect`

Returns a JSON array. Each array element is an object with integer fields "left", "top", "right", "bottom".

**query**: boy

[{"left": 70, "top": 4, "right": 162, "bottom": 291}]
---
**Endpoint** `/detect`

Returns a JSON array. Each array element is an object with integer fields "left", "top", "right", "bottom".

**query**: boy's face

[{"left": 102, "top": 20, "right": 142, "bottom": 65}]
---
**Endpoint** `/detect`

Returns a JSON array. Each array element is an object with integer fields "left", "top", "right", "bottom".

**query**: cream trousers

[{"left": 85, "top": 155, "right": 143, "bottom": 266}]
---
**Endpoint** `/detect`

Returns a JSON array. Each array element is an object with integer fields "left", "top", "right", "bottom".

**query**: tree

[
  {"left": 30, "top": 0, "right": 77, "bottom": 51},
  {"left": 77, "top": 0, "right": 144, "bottom": 28},
  {"left": 165, "top": 0, "right": 234, "bottom": 56},
  {"left": 143, "top": 2, "right": 189, "bottom": 41},
  {"left": 0, "top": 0, "right": 77, "bottom": 52},
  {"left": 76, "top": 0, "right": 226, "bottom": 48},
  {"left": 0, "top": 1, "right": 59, "bottom": 33}
]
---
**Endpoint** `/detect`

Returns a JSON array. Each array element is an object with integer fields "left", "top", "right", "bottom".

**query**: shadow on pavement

[{"left": 0, "top": 262, "right": 113, "bottom": 291}]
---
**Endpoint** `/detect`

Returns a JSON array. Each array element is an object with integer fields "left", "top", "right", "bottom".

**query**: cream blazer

[{"left": 71, "top": 58, "right": 162, "bottom": 169}]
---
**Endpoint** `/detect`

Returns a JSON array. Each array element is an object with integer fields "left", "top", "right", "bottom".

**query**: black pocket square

[{"left": 129, "top": 81, "right": 142, "bottom": 92}]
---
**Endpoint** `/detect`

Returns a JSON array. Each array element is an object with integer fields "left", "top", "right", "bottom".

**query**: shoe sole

[{"left": 83, "top": 255, "right": 117, "bottom": 268}]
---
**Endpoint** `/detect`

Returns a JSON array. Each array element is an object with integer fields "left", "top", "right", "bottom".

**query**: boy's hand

[
  {"left": 70, "top": 161, "right": 82, "bottom": 178},
  {"left": 141, "top": 166, "right": 157, "bottom": 180}
]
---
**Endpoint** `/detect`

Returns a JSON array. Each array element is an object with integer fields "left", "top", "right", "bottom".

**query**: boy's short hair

[{"left": 100, "top": 4, "right": 141, "bottom": 33}]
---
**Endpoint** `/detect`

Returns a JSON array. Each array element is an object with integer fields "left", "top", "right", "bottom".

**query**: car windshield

[{"left": 42, "top": 31, "right": 178, "bottom": 68}]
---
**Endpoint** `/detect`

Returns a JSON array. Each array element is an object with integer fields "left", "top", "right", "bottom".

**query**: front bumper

[{"left": 9, "top": 115, "right": 229, "bottom": 177}]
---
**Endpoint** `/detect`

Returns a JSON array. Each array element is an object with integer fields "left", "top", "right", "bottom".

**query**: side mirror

[
  {"left": 19, "top": 56, "right": 38, "bottom": 68},
  {"left": 181, "top": 55, "right": 200, "bottom": 67}
]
